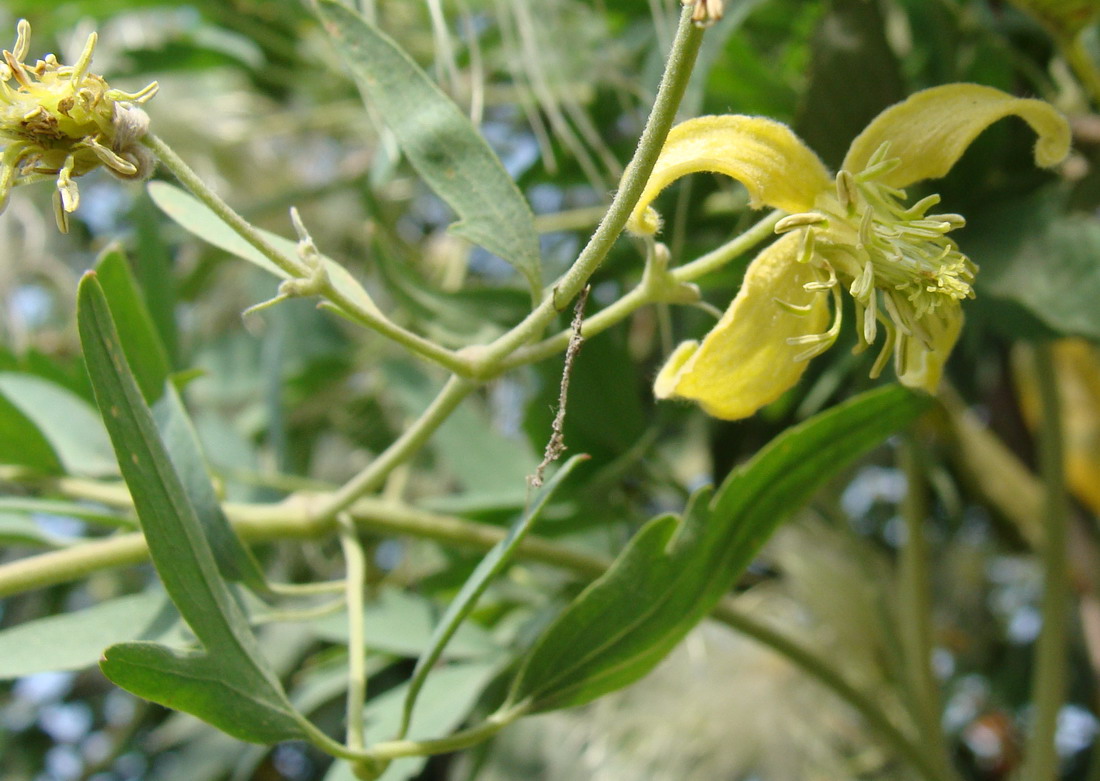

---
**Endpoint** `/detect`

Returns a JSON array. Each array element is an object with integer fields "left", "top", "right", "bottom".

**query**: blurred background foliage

[{"left": 2, "top": 0, "right": 1100, "bottom": 779}]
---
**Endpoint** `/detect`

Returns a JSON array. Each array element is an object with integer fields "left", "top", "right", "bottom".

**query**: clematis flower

[
  {"left": 631, "top": 84, "right": 1071, "bottom": 420},
  {"left": 0, "top": 20, "right": 158, "bottom": 232}
]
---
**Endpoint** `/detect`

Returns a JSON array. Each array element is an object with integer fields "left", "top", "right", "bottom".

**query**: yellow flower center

[{"left": 775, "top": 143, "right": 976, "bottom": 376}]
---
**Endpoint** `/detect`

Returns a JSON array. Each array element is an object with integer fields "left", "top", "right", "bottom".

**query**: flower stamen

[
  {"left": 0, "top": 20, "right": 158, "bottom": 231},
  {"left": 786, "top": 283, "right": 843, "bottom": 361}
]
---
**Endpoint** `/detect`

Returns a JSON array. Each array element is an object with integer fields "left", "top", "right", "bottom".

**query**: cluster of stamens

[
  {"left": 0, "top": 20, "right": 158, "bottom": 231},
  {"left": 774, "top": 143, "right": 976, "bottom": 377}
]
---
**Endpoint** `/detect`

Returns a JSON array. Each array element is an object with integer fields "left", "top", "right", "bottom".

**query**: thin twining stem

[
  {"left": 1020, "top": 343, "right": 1071, "bottom": 781},
  {"left": 460, "top": 6, "right": 708, "bottom": 378},
  {"left": 337, "top": 513, "right": 369, "bottom": 753},
  {"left": 499, "top": 210, "right": 783, "bottom": 371},
  {"left": 142, "top": 134, "right": 470, "bottom": 376}
]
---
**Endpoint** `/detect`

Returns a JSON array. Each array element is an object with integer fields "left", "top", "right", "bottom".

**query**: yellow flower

[
  {"left": 633, "top": 84, "right": 1071, "bottom": 420},
  {"left": 0, "top": 20, "right": 158, "bottom": 232}
]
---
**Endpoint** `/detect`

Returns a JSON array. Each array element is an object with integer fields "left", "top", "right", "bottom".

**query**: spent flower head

[
  {"left": 630, "top": 84, "right": 1071, "bottom": 420},
  {"left": 0, "top": 20, "right": 158, "bottom": 232},
  {"left": 685, "top": 0, "right": 724, "bottom": 26}
]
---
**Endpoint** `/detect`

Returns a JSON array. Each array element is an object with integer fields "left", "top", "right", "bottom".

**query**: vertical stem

[
  {"left": 142, "top": 134, "right": 306, "bottom": 280},
  {"left": 898, "top": 436, "right": 953, "bottom": 778},
  {"left": 1062, "top": 33, "right": 1100, "bottom": 106},
  {"left": 315, "top": 375, "right": 476, "bottom": 519},
  {"left": 1088, "top": 723, "right": 1100, "bottom": 781},
  {"left": 470, "top": 5, "right": 706, "bottom": 370},
  {"left": 1021, "top": 342, "right": 1071, "bottom": 780},
  {"left": 144, "top": 134, "right": 470, "bottom": 376},
  {"left": 338, "top": 512, "right": 369, "bottom": 752}
]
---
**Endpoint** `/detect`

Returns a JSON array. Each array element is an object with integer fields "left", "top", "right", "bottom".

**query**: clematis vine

[
  {"left": 630, "top": 84, "right": 1071, "bottom": 420},
  {"left": 0, "top": 20, "right": 158, "bottom": 232}
]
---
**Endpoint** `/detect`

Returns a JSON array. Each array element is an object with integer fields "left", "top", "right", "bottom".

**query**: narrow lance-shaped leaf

[
  {"left": 507, "top": 385, "right": 932, "bottom": 712},
  {"left": 0, "top": 591, "right": 177, "bottom": 679},
  {"left": 154, "top": 388, "right": 272, "bottom": 594},
  {"left": 93, "top": 244, "right": 171, "bottom": 404},
  {"left": 400, "top": 455, "right": 586, "bottom": 738},
  {"left": 95, "top": 245, "right": 271, "bottom": 594},
  {"left": 0, "top": 388, "right": 62, "bottom": 474},
  {"left": 314, "top": 0, "right": 543, "bottom": 299},
  {"left": 0, "top": 373, "right": 117, "bottom": 477},
  {"left": 77, "top": 272, "right": 305, "bottom": 744}
]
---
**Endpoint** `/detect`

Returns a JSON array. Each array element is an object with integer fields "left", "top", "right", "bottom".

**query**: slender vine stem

[
  {"left": 897, "top": 436, "right": 955, "bottom": 780},
  {"left": 1062, "top": 33, "right": 1100, "bottom": 105},
  {"left": 142, "top": 134, "right": 471, "bottom": 377},
  {"left": 267, "top": 579, "right": 347, "bottom": 596},
  {"left": 251, "top": 597, "right": 347, "bottom": 624},
  {"left": 141, "top": 135, "right": 306, "bottom": 280},
  {"left": 337, "top": 513, "right": 369, "bottom": 753},
  {"left": 0, "top": 493, "right": 612, "bottom": 598},
  {"left": 1020, "top": 343, "right": 1071, "bottom": 780},
  {"left": 673, "top": 210, "right": 784, "bottom": 281},
  {"left": 366, "top": 704, "right": 526, "bottom": 760},
  {"left": 462, "top": 6, "right": 707, "bottom": 377},
  {"left": 313, "top": 375, "right": 476, "bottom": 520},
  {"left": 0, "top": 533, "right": 150, "bottom": 598},
  {"left": 498, "top": 209, "right": 782, "bottom": 371}
]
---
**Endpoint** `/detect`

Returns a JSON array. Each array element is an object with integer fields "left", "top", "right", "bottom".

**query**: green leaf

[
  {"left": 507, "top": 385, "right": 931, "bottom": 712},
  {"left": 100, "top": 643, "right": 305, "bottom": 744},
  {"left": 0, "top": 373, "right": 117, "bottom": 477},
  {"left": 94, "top": 244, "right": 172, "bottom": 405},
  {"left": 314, "top": 0, "right": 542, "bottom": 298},
  {"left": 0, "top": 512, "right": 71, "bottom": 547},
  {"left": 153, "top": 387, "right": 271, "bottom": 594},
  {"left": 0, "top": 497, "right": 134, "bottom": 532},
  {"left": 0, "top": 591, "right": 177, "bottom": 679},
  {"left": 94, "top": 242, "right": 269, "bottom": 592},
  {"left": 131, "top": 189, "right": 179, "bottom": 365},
  {"left": 0, "top": 389, "right": 62, "bottom": 474},
  {"left": 968, "top": 190, "right": 1100, "bottom": 340},
  {"left": 401, "top": 456, "right": 585, "bottom": 737},
  {"left": 77, "top": 272, "right": 304, "bottom": 744},
  {"left": 147, "top": 181, "right": 379, "bottom": 318}
]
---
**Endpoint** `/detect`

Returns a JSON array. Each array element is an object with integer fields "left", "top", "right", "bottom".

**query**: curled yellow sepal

[
  {"left": 654, "top": 232, "right": 831, "bottom": 420},
  {"left": 627, "top": 115, "right": 832, "bottom": 235},
  {"left": 843, "top": 83, "right": 1072, "bottom": 187}
]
